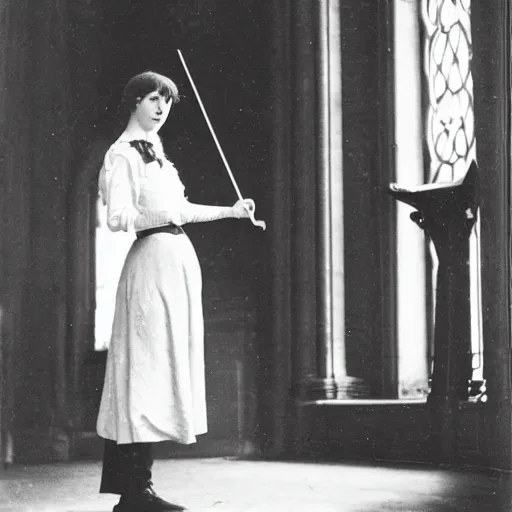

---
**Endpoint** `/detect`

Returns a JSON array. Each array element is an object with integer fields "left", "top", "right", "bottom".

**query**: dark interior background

[
  {"left": 0, "top": 0, "right": 509, "bottom": 471},
  {"left": 9, "top": 0, "right": 275, "bottom": 460}
]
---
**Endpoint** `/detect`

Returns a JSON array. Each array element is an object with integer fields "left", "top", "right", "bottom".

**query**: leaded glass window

[
  {"left": 422, "top": 0, "right": 484, "bottom": 390},
  {"left": 422, "top": 0, "right": 475, "bottom": 182}
]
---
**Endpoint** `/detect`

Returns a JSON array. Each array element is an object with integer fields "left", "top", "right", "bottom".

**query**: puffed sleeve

[
  {"left": 101, "top": 145, "right": 179, "bottom": 232},
  {"left": 103, "top": 152, "right": 139, "bottom": 232}
]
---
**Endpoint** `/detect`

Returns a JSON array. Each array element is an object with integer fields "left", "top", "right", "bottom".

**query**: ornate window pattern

[
  {"left": 422, "top": 0, "right": 475, "bottom": 183},
  {"left": 422, "top": 0, "right": 484, "bottom": 389}
]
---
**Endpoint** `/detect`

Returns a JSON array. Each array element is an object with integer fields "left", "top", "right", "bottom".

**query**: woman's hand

[{"left": 232, "top": 198, "right": 255, "bottom": 219}]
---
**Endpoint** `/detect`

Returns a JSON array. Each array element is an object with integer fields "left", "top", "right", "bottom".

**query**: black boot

[
  {"left": 115, "top": 486, "right": 187, "bottom": 512},
  {"left": 100, "top": 440, "right": 186, "bottom": 512}
]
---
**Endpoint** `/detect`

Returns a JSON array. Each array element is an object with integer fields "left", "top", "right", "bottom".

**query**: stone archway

[{"left": 67, "top": 139, "right": 111, "bottom": 443}]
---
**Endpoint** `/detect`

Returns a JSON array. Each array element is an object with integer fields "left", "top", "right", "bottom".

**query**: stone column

[{"left": 307, "top": 0, "right": 368, "bottom": 400}]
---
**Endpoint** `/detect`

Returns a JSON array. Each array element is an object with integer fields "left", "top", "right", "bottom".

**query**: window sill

[
  {"left": 300, "top": 398, "right": 487, "bottom": 408},
  {"left": 300, "top": 398, "right": 427, "bottom": 406}
]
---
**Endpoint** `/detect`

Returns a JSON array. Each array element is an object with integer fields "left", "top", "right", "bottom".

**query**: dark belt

[{"left": 136, "top": 224, "right": 184, "bottom": 239}]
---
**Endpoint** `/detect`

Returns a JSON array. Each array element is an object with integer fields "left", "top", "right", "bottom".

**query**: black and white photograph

[{"left": 0, "top": 0, "right": 510, "bottom": 510}]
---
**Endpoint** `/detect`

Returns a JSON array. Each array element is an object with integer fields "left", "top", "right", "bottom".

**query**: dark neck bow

[{"left": 129, "top": 140, "right": 163, "bottom": 167}]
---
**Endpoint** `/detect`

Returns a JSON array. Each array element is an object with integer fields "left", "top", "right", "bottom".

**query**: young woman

[{"left": 96, "top": 71, "right": 254, "bottom": 512}]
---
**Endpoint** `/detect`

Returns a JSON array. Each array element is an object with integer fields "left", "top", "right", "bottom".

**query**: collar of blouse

[{"left": 128, "top": 139, "right": 163, "bottom": 167}]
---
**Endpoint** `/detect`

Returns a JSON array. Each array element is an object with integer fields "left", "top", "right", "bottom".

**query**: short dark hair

[{"left": 121, "top": 71, "right": 180, "bottom": 114}]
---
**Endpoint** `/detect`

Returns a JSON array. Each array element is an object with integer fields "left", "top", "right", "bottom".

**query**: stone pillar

[
  {"left": 394, "top": 0, "right": 428, "bottom": 399},
  {"left": 0, "top": 0, "right": 33, "bottom": 465},
  {"left": 471, "top": 0, "right": 511, "bottom": 470},
  {"left": 304, "top": 0, "right": 368, "bottom": 400},
  {"left": 314, "top": 0, "right": 337, "bottom": 399}
]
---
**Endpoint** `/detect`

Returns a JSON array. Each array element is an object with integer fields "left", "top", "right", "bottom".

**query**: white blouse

[{"left": 98, "top": 139, "right": 188, "bottom": 232}]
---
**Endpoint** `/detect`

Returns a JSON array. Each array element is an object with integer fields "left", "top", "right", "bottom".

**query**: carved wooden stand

[{"left": 389, "top": 161, "right": 484, "bottom": 463}]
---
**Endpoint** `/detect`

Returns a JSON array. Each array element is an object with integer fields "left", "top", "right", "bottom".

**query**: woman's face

[{"left": 133, "top": 90, "right": 172, "bottom": 133}]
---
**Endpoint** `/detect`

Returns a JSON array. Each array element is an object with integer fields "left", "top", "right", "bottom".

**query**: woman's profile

[{"left": 96, "top": 70, "right": 254, "bottom": 512}]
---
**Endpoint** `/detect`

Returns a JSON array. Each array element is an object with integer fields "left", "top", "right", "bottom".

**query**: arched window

[
  {"left": 94, "top": 196, "right": 134, "bottom": 351},
  {"left": 394, "top": 0, "right": 483, "bottom": 399},
  {"left": 421, "top": 0, "right": 483, "bottom": 389},
  {"left": 296, "top": 0, "right": 483, "bottom": 403}
]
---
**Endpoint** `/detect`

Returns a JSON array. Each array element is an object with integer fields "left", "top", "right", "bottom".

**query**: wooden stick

[
  {"left": 177, "top": 50, "right": 266, "bottom": 230},
  {"left": 178, "top": 50, "right": 243, "bottom": 201}
]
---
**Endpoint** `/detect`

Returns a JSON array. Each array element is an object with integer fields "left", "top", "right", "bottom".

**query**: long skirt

[{"left": 96, "top": 232, "right": 207, "bottom": 445}]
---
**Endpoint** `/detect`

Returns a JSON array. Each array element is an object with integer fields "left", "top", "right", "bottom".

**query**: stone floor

[{"left": 0, "top": 457, "right": 510, "bottom": 512}]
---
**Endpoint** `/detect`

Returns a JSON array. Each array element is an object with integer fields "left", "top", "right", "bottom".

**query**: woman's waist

[{"left": 136, "top": 224, "right": 184, "bottom": 239}]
